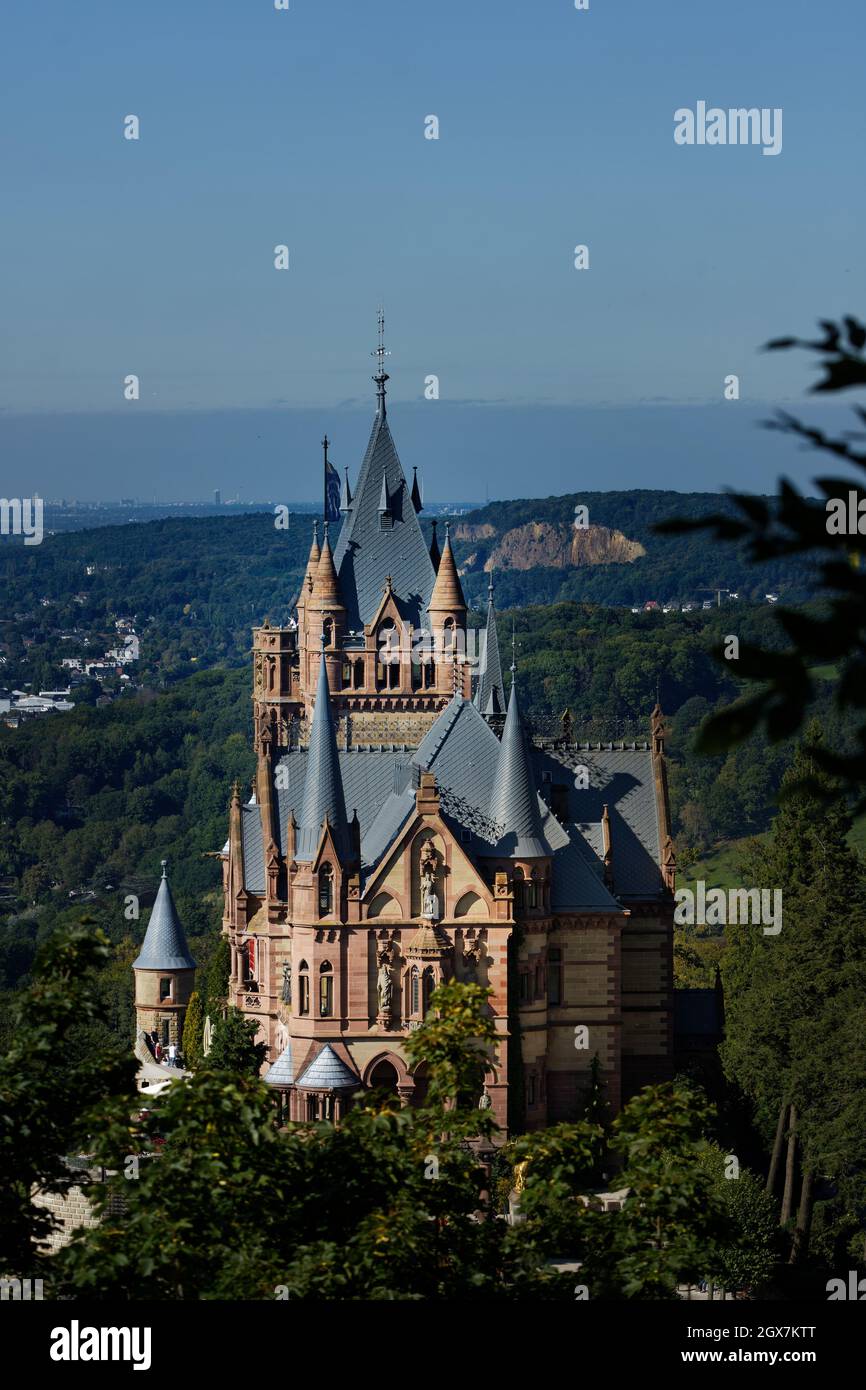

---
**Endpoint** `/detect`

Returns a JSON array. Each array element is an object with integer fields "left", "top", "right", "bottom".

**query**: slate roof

[
  {"left": 332, "top": 405, "right": 436, "bottom": 631},
  {"left": 296, "top": 1043, "right": 360, "bottom": 1090},
  {"left": 532, "top": 744, "right": 664, "bottom": 899},
  {"left": 132, "top": 869, "right": 196, "bottom": 971},
  {"left": 264, "top": 1039, "right": 295, "bottom": 1088},
  {"left": 238, "top": 700, "right": 660, "bottom": 910}
]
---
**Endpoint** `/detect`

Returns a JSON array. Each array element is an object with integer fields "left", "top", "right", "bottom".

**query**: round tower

[{"left": 132, "top": 861, "right": 196, "bottom": 1051}]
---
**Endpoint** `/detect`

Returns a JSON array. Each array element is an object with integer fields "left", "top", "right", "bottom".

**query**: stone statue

[
  {"left": 419, "top": 842, "right": 440, "bottom": 919},
  {"left": 376, "top": 947, "right": 393, "bottom": 1013},
  {"left": 478, "top": 1088, "right": 492, "bottom": 1111},
  {"left": 280, "top": 963, "right": 292, "bottom": 1005},
  {"left": 421, "top": 878, "right": 439, "bottom": 919},
  {"left": 462, "top": 938, "right": 483, "bottom": 982}
]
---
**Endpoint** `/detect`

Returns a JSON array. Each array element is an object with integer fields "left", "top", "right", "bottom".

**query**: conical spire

[
  {"left": 490, "top": 680, "right": 549, "bottom": 859},
  {"left": 429, "top": 518, "right": 441, "bottom": 570},
  {"left": 427, "top": 523, "right": 466, "bottom": 612},
  {"left": 297, "top": 649, "right": 349, "bottom": 861},
  {"left": 474, "top": 573, "right": 506, "bottom": 715},
  {"left": 340, "top": 466, "right": 352, "bottom": 514},
  {"left": 132, "top": 862, "right": 196, "bottom": 970},
  {"left": 311, "top": 523, "right": 343, "bottom": 610},
  {"left": 411, "top": 466, "right": 423, "bottom": 514},
  {"left": 299, "top": 520, "right": 320, "bottom": 602}
]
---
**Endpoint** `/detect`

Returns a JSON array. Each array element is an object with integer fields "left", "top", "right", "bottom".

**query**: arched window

[
  {"left": 410, "top": 965, "right": 420, "bottom": 1016},
  {"left": 528, "top": 870, "right": 539, "bottom": 909},
  {"left": 369, "top": 1060, "right": 399, "bottom": 1093},
  {"left": 319, "top": 960, "right": 334, "bottom": 1018},
  {"left": 442, "top": 617, "right": 455, "bottom": 653},
  {"left": 513, "top": 868, "right": 525, "bottom": 910},
  {"left": 318, "top": 862, "right": 334, "bottom": 917},
  {"left": 422, "top": 967, "right": 435, "bottom": 1017},
  {"left": 299, "top": 961, "right": 310, "bottom": 1016}
]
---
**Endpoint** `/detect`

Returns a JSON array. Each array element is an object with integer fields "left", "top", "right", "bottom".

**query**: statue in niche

[
  {"left": 280, "top": 963, "right": 292, "bottom": 1005},
  {"left": 376, "top": 945, "right": 394, "bottom": 1014},
  {"left": 419, "top": 841, "right": 440, "bottom": 919},
  {"left": 478, "top": 1088, "right": 492, "bottom": 1111},
  {"left": 462, "top": 938, "right": 484, "bottom": 982}
]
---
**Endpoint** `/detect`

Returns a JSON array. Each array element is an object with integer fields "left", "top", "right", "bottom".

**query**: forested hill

[
  {"left": 1, "top": 490, "right": 816, "bottom": 692},
  {"left": 450, "top": 489, "right": 814, "bottom": 609}
]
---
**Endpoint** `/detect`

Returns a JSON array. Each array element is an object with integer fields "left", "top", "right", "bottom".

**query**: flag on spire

[{"left": 323, "top": 435, "right": 341, "bottom": 524}]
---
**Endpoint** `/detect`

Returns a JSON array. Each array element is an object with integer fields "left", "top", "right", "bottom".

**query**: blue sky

[{"left": 0, "top": 0, "right": 863, "bottom": 499}]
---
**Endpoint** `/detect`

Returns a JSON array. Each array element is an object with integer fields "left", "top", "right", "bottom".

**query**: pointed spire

[
  {"left": 474, "top": 571, "right": 506, "bottom": 715},
  {"left": 427, "top": 523, "right": 466, "bottom": 612},
  {"left": 340, "top": 465, "right": 352, "bottom": 514},
  {"left": 490, "top": 679, "right": 549, "bottom": 859},
  {"left": 299, "top": 519, "right": 320, "bottom": 605},
  {"left": 132, "top": 863, "right": 196, "bottom": 970},
  {"left": 429, "top": 518, "right": 441, "bottom": 570},
  {"left": 411, "top": 466, "right": 423, "bottom": 514},
  {"left": 297, "top": 650, "right": 349, "bottom": 861},
  {"left": 311, "top": 523, "right": 343, "bottom": 611},
  {"left": 228, "top": 780, "right": 245, "bottom": 898}
]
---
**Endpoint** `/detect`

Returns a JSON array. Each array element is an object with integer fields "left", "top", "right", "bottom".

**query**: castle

[{"left": 134, "top": 330, "right": 676, "bottom": 1134}]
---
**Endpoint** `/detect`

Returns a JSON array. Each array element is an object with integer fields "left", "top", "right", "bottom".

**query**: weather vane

[{"left": 372, "top": 306, "right": 391, "bottom": 409}]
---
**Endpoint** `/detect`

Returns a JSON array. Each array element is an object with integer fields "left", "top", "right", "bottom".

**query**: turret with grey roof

[
  {"left": 295, "top": 649, "right": 350, "bottom": 861},
  {"left": 133, "top": 862, "right": 196, "bottom": 971},
  {"left": 490, "top": 679, "right": 550, "bottom": 859},
  {"left": 296, "top": 1043, "right": 359, "bottom": 1090},
  {"left": 474, "top": 575, "right": 506, "bottom": 716}
]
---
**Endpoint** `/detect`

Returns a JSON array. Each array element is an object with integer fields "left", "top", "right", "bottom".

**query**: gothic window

[
  {"left": 299, "top": 961, "right": 310, "bottom": 1016},
  {"left": 319, "top": 961, "right": 334, "bottom": 1018},
  {"left": 159, "top": 977, "right": 172, "bottom": 1002},
  {"left": 528, "top": 870, "right": 539, "bottom": 909},
  {"left": 324, "top": 618, "right": 335, "bottom": 647},
  {"left": 422, "top": 966, "right": 435, "bottom": 1017},
  {"left": 442, "top": 617, "right": 455, "bottom": 654},
  {"left": 353, "top": 657, "right": 365, "bottom": 689},
  {"left": 410, "top": 965, "right": 420, "bottom": 1016},
  {"left": 513, "top": 868, "right": 525, "bottom": 910},
  {"left": 548, "top": 947, "right": 562, "bottom": 1006},
  {"left": 318, "top": 863, "right": 334, "bottom": 917},
  {"left": 342, "top": 662, "right": 351, "bottom": 688}
]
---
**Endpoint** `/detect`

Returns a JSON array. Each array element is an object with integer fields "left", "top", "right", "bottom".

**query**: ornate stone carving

[{"left": 376, "top": 943, "right": 394, "bottom": 1018}]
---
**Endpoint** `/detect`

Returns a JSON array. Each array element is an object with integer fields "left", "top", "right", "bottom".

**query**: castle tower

[
  {"left": 132, "top": 862, "right": 196, "bottom": 1049},
  {"left": 426, "top": 523, "right": 469, "bottom": 697}
]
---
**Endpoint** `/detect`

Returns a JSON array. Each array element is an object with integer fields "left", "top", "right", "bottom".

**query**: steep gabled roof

[
  {"left": 490, "top": 681, "right": 550, "bottom": 858},
  {"left": 296, "top": 652, "right": 349, "bottom": 861},
  {"left": 332, "top": 407, "right": 436, "bottom": 631},
  {"left": 474, "top": 578, "right": 506, "bottom": 715},
  {"left": 132, "top": 866, "right": 196, "bottom": 971}
]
